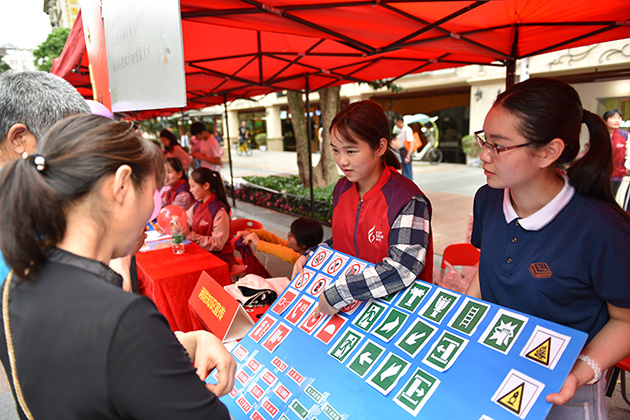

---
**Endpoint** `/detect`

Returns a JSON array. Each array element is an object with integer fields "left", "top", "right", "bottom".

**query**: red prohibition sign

[
  {"left": 346, "top": 263, "right": 361, "bottom": 276},
  {"left": 295, "top": 272, "right": 310, "bottom": 289},
  {"left": 312, "top": 251, "right": 327, "bottom": 267},
  {"left": 326, "top": 258, "right": 343, "bottom": 275}
]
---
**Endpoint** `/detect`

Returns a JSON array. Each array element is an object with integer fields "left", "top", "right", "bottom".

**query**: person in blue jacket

[{"left": 467, "top": 78, "right": 630, "bottom": 420}]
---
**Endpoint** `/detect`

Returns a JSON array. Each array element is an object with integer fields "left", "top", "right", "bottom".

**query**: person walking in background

[
  {"left": 467, "top": 78, "right": 630, "bottom": 419},
  {"left": 0, "top": 115, "right": 234, "bottom": 419},
  {"left": 603, "top": 109, "right": 629, "bottom": 197},
  {"left": 186, "top": 168, "right": 235, "bottom": 268},
  {"left": 180, "top": 129, "right": 191, "bottom": 152},
  {"left": 394, "top": 115, "right": 415, "bottom": 180},
  {"left": 293, "top": 100, "right": 433, "bottom": 316},
  {"left": 190, "top": 122, "right": 223, "bottom": 173},
  {"left": 160, "top": 129, "right": 192, "bottom": 172}
]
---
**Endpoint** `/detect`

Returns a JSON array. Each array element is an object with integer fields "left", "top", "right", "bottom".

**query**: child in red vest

[
  {"left": 161, "top": 157, "right": 193, "bottom": 210},
  {"left": 294, "top": 100, "right": 434, "bottom": 315},
  {"left": 185, "top": 168, "right": 235, "bottom": 268}
]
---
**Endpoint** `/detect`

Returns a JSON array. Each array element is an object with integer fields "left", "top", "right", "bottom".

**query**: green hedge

[{"left": 230, "top": 175, "right": 335, "bottom": 225}]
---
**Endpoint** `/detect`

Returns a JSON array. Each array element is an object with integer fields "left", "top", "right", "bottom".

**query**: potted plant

[
  {"left": 255, "top": 133, "right": 267, "bottom": 151},
  {"left": 461, "top": 134, "right": 482, "bottom": 167}
]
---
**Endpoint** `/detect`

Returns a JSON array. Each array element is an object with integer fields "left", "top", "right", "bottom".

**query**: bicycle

[
  {"left": 405, "top": 114, "right": 442, "bottom": 165},
  {"left": 235, "top": 137, "right": 254, "bottom": 156},
  {"left": 414, "top": 132, "right": 443, "bottom": 165}
]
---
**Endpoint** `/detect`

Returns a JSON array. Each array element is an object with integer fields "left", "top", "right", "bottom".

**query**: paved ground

[
  {"left": 1, "top": 150, "right": 628, "bottom": 419},
  {"left": 225, "top": 150, "right": 486, "bottom": 256}
]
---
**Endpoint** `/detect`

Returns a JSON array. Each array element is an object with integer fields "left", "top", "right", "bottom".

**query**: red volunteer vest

[
  {"left": 332, "top": 166, "right": 433, "bottom": 283},
  {"left": 192, "top": 197, "right": 235, "bottom": 267}
]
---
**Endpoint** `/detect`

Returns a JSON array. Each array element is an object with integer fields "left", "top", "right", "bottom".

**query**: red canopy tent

[
  {"left": 52, "top": 1, "right": 630, "bottom": 117},
  {"left": 51, "top": 1, "right": 630, "bottom": 211}
]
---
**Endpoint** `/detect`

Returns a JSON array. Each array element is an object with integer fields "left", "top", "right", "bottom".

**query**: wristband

[{"left": 577, "top": 354, "right": 601, "bottom": 385}]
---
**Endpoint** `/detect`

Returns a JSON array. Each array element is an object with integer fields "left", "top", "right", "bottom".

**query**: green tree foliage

[
  {"left": 33, "top": 27, "right": 70, "bottom": 72},
  {"left": 0, "top": 55, "right": 11, "bottom": 73}
]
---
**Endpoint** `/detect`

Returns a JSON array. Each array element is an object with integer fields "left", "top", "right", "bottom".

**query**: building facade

[
  {"left": 0, "top": 45, "right": 37, "bottom": 71},
  {"left": 44, "top": 0, "right": 80, "bottom": 31},
  {"left": 196, "top": 38, "right": 630, "bottom": 162}
]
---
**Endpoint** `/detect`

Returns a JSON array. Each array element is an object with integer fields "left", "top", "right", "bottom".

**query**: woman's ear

[
  {"left": 112, "top": 165, "right": 133, "bottom": 204},
  {"left": 377, "top": 137, "right": 388, "bottom": 156},
  {"left": 539, "top": 138, "right": 565, "bottom": 169},
  {"left": 203, "top": 182, "right": 211, "bottom": 191}
]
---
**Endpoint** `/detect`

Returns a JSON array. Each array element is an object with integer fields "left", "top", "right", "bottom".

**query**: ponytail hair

[
  {"left": 0, "top": 114, "right": 164, "bottom": 281},
  {"left": 330, "top": 100, "right": 402, "bottom": 170},
  {"left": 494, "top": 78, "right": 629, "bottom": 223},
  {"left": 191, "top": 168, "right": 230, "bottom": 213}
]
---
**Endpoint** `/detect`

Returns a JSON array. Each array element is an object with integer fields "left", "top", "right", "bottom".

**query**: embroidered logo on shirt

[
  {"left": 529, "top": 263, "right": 552, "bottom": 279},
  {"left": 199, "top": 220, "right": 209, "bottom": 227},
  {"left": 367, "top": 225, "right": 384, "bottom": 243}
]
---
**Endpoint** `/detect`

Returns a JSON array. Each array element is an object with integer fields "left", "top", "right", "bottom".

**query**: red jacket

[
  {"left": 162, "top": 179, "right": 191, "bottom": 207},
  {"left": 332, "top": 166, "right": 433, "bottom": 283},
  {"left": 611, "top": 129, "right": 629, "bottom": 179},
  {"left": 191, "top": 198, "right": 235, "bottom": 267}
]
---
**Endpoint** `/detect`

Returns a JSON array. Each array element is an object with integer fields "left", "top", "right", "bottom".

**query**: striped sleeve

[{"left": 323, "top": 194, "right": 431, "bottom": 309}]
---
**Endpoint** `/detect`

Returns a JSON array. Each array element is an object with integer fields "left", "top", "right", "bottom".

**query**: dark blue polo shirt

[{"left": 472, "top": 175, "right": 630, "bottom": 342}]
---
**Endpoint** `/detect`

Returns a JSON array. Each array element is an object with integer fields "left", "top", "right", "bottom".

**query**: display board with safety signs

[{"left": 215, "top": 245, "right": 587, "bottom": 419}]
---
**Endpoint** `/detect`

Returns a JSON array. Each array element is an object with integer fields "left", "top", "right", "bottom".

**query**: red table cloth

[{"left": 136, "top": 242, "right": 230, "bottom": 332}]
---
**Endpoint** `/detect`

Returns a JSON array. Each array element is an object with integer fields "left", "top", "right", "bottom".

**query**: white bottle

[{"left": 170, "top": 215, "right": 185, "bottom": 255}]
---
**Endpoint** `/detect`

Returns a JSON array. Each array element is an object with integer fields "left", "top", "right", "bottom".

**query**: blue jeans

[
  {"left": 546, "top": 378, "right": 608, "bottom": 420},
  {"left": 401, "top": 157, "right": 413, "bottom": 181}
]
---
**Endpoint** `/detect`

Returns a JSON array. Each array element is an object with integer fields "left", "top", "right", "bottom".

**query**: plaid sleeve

[{"left": 323, "top": 194, "right": 431, "bottom": 309}]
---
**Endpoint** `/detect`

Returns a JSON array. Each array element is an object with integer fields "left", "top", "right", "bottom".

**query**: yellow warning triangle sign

[
  {"left": 498, "top": 383, "right": 524, "bottom": 414},
  {"left": 525, "top": 337, "right": 551, "bottom": 366}
]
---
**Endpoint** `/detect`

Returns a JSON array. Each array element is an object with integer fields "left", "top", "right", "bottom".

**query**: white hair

[{"left": 0, "top": 70, "right": 89, "bottom": 142}]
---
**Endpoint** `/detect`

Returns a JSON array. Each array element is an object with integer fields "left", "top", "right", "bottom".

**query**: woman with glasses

[{"left": 467, "top": 78, "right": 630, "bottom": 420}]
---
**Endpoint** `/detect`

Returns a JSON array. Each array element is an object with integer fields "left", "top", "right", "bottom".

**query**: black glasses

[{"left": 474, "top": 130, "right": 532, "bottom": 156}]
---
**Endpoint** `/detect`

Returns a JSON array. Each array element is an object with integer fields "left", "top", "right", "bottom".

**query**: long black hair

[
  {"left": 494, "top": 78, "right": 629, "bottom": 223},
  {"left": 330, "top": 100, "right": 401, "bottom": 170},
  {"left": 190, "top": 167, "right": 230, "bottom": 213},
  {"left": 0, "top": 114, "right": 164, "bottom": 281},
  {"left": 166, "top": 157, "right": 188, "bottom": 182}
]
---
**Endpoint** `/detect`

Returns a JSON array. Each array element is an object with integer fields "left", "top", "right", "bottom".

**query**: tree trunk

[
  {"left": 313, "top": 86, "right": 341, "bottom": 187},
  {"left": 286, "top": 90, "right": 311, "bottom": 187}
]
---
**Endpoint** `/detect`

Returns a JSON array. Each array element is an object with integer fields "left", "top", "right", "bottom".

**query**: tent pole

[
  {"left": 506, "top": 59, "right": 517, "bottom": 88},
  {"left": 305, "top": 78, "right": 315, "bottom": 219},
  {"left": 506, "top": 25, "right": 519, "bottom": 88},
  {"left": 224, "top": 95, "right": 236, "bottom": 208}
]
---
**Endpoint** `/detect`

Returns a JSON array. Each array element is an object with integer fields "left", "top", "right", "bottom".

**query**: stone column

[
  {"left": 265, "top": 105, "right": 284, "bottom": 151},
  {"left": 227, "top": 110, "right": 240, "bottom": 152}
]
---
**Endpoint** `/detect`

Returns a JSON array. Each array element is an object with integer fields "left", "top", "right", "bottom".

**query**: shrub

[
  {"left": 461, "top": 134, "right": 482, "bottom": 158},
  {"left": 254, "top": 133, "right": 267, "bottom": 146},
  {"left": 227, "top": 175, "right": 334, "bottom": 225}
]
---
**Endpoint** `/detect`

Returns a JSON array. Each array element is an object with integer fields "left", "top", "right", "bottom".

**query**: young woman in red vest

[
  {"left": 161, "top": 157, "right": 193, "bottom": 210},
  {"left": 185, "top": 168, "right": 235, "bottom": 268},
  {"left": 294, "top": 100, "right": 434, "bottom": 315}
]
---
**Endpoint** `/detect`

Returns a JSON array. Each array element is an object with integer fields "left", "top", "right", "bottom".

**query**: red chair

[
  {"left": 230, "top": 218, "right": 263, "bottom": 238},
  {"left": 606, "top": 355, "right": 630, "bottom": 406},
  {"left": 440, "top": 243, "right": 480, "bottom": 277}
]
